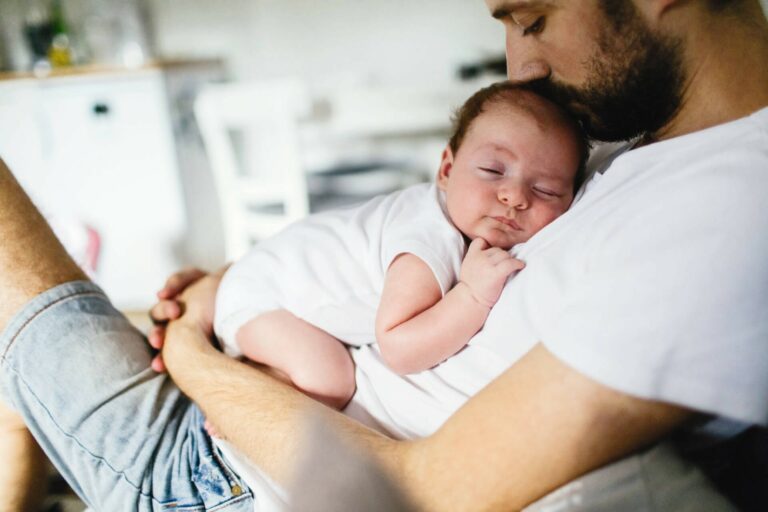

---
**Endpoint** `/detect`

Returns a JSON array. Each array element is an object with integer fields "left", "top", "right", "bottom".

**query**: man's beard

[{"left": 529, "top": 2, "right": 686, "bottom": 142}]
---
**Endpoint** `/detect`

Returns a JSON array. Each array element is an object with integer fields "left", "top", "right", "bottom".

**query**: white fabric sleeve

[
  {"left": 380, "top": 194, "right": 465, "bottom": 297},
  {"left": 382, "top": 238, "right": 461, "bottom": 297},
  {"left": 213, "top": 252, "right": 282, "bottom": 358},
  {"left": 539, "top": 160, "right": 768, "bottom": 425}
]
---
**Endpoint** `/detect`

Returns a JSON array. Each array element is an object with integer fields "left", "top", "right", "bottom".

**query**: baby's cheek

[{"left": 531, "top": 206, "right": 563, "bottom": 231}]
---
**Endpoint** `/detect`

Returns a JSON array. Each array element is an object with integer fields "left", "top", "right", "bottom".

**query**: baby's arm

[{"left": 375, "top": 238, "right": 524, "bottom": 375}]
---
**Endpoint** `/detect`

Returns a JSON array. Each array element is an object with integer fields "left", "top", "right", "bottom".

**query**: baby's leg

[{"left": 235, "top": 310, "right": 356, "bottom": 410}]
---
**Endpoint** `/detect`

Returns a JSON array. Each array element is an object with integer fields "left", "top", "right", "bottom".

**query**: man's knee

[{"left": 0, "top": 398, "right": 23, "bottom": 429}]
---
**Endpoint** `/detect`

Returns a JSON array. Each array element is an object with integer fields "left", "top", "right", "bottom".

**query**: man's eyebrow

[
  {"left": 490, "top": 1, "right": 550, "bottom": 20},
  {"left": 490, "top": 2, "right": 530, "bottom": 19}
]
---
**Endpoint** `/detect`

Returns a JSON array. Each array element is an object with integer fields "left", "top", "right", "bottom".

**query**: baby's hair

[{"left": 448, "top": 81, "right": 591, "bottom": 192}]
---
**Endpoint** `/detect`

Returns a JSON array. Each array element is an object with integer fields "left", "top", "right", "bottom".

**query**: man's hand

[
  {"left": 173, "top": 273, "right": 222, "bottom": 333},
  {"left": 459, "top": 238, "right": 525, "bottom": 308},
  {"left": 158, "top": 271, "right": 228, "bottom": 379},
  {"left": 147, "top": 267, "right": 217, "bottom": 372}
]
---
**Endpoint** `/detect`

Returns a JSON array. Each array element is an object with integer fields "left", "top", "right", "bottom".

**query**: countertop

[{"left": 0, "top": 58, "right": 223, "bottom": 82}]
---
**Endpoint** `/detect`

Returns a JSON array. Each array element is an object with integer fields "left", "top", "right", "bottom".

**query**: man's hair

[
  {"left": 448, "top": 81, "right": 591, "bottom": 192},
  {"left": 599, "top": 0, "right": 750, "bottom": 21}
]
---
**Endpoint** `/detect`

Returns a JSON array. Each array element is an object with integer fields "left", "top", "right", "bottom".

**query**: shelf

[{"left": 0, "top": 57, "right": 223, "bottom": 82}]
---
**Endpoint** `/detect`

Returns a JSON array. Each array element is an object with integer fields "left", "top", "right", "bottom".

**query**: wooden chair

[{"left": 195, "top": 79, "right": 312, "bottom": 261}]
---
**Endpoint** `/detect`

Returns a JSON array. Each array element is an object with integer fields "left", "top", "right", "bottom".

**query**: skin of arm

[
  {"left": 376, "top": 239, "right": 524, "bottom": 375},
  {"left": 233, "top": 310, "right": 356, "bottom": 410},
  {"left": 162, "top": 275, "right": 693, "bottom": 512},
  {"left": 375, "top": 254, "right": 491, "bottom": 375},
  {"left": 0, "top": 401, "right": 47, "bottom": 512}
]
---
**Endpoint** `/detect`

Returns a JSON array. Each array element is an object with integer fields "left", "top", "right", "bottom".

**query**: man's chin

[
  {"left": 578, "top": 112, "right": 647, "bottom": 143},
  {"left": 526, "top": 84, "right": 633, "bottom": 142}
]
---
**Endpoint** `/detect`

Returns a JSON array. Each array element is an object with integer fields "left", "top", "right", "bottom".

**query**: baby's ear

[{"left": 436, "top": 146, "right": 454, "bottom": 190}]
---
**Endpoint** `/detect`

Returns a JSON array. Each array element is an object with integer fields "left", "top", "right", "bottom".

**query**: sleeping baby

[{"left": 210, "top": 81, "right": 587, "bottom": 426}]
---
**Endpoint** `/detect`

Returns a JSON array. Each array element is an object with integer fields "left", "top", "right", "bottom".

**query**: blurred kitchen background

[
  {"left": 0, "top": 0, "right": 510, "bottom": 314},
  {"left": 1, "top": 0, "right": 766, "bottom": 316}
]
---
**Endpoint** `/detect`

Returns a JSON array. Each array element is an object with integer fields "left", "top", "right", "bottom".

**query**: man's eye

[{"left": 522, "top": 16, "right": 545, "bottom": 36}]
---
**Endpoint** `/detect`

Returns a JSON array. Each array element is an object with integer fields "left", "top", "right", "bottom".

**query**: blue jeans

[{"left": 0, "top": 281, "right": 255, "bottom": 511}]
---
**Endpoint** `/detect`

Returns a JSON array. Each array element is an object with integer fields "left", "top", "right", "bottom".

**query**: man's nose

[
  {"left": 498, "top": 184, "right": 528, "bottom": 209},
  {"left": 505, "top": 32, "right": 550, "bottom": 82}
]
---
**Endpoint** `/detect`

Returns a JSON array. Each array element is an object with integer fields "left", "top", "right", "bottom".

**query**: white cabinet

[{"left": 0, "top": 69, "right": 187, "bottom": 310}]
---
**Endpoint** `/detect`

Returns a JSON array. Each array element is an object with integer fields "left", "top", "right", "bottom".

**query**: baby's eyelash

[{"left": 533, "top": 187, "right": 560, "bottom": 197}]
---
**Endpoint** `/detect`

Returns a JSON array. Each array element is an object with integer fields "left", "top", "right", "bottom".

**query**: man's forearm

[
  {"left": 162, "top": 320, "right": 411, "bottom": 486},
  {"left": 163, "top": 316, "right": 691, "bottom": 512}
]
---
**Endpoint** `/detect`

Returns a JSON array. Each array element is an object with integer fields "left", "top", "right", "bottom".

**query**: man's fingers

[
  {"left": 151, "top": 354, "right": 167, "bottom": 373},
  {"left": 149, "top": 300, "right": 181, "bottom": 324},
  {"left": 157, "top": 268, "right": 207, "bottom": 299},
  {"left": 148, "top": 325, "right": 166, "bottom": 349},
  {"left": 159, "top": 269, "right": 193, "bottom": 297}
]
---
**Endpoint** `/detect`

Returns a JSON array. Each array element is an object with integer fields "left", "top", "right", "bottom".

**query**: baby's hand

[{"left": 459, "top": 238, "right": 525, "bottom": 308}]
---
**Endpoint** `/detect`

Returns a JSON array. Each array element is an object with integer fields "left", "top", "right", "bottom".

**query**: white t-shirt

[
  {"left": 214, "top": 183, "right": 466, "bottom": 355},
  {"left": 220, "top": 107, "right": 768, "bottom": 511}
]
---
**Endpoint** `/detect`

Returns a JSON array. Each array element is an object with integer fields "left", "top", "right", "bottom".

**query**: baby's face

[{"left": 437, "top": 106, "right": 580, "bottom": 249}]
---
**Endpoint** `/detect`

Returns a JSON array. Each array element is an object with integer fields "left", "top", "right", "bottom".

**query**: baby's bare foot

[{"left": 204, "top": 419, "right": 221, "bottom": 438}]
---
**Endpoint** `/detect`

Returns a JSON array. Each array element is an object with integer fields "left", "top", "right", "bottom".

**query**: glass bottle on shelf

[
  {"left": 23, "top": 0, "right": 54, "bottom": 69},
  {"left": 48, "top": 0, "right": 73, "bottom": 67}
]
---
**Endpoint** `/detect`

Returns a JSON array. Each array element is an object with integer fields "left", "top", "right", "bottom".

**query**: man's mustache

[
  {"left": 525, "top": 78, "right": 596, "bottom": 133},
  {"left": 526, "top": 79, "right": 580, "bottom": 113}
]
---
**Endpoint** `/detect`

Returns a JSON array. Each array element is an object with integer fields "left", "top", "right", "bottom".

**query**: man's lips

[{"left": 493, "top": 216, "right": 523, "bottom": 231}]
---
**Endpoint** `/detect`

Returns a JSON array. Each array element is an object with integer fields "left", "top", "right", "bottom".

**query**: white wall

[
  {"left": 148, "top": 0, "right": 504, "bottom": 86},
  {"left": 5, "top": 0, "right": 767, "bottom": 81},
  {"left": 148, "top": 0, "right": 768, "bottom": 86}
]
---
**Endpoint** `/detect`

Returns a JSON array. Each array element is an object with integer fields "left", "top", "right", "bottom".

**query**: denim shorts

[{"left": 0, "top": 281, "right": 255, "bottom": 511}]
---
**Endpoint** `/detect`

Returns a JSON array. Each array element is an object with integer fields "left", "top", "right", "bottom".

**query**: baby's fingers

[
  {"left": 467, "top": 237, "right": 489, "bottom": 255},
  {"left": 497, "top": 257, "right": 526, "bottom": 276},
  {"left": 486, "top": 249, "right": 514, "bottom": 264},
  {"left": 204, "top": 419, "right": 221, "bottom": 438}
]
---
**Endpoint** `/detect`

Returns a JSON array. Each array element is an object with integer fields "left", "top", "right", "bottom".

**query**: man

[{"left": 1, "top": 0, "right": 767, "bottom": 510}]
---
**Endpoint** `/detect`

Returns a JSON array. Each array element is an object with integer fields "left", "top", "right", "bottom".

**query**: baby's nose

[{"left": 498, "top": 185, "right": 528, "bottom": 208}]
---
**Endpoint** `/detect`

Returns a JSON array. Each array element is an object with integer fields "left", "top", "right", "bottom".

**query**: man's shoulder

[
  {"left": 651, "top": 107, "right": 768, "bottom": 165},
  {"left": 602, "top": 114, "right": 767, "bottom": 194}
]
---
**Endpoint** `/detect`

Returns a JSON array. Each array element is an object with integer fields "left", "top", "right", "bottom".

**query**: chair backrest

[{"left": 195, "top": 79, "right": 312, "bottom": 261}]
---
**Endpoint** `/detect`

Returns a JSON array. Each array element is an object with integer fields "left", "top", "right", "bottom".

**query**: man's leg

[
  {"left": 0, "top": 159, "right": 86, "bottom": 328},
  {"left": 0, "top": 400, "right": 47, "bottom": 512},
  {"left": 0, "top": 161, "right": 83, "bottom": 510},
  {"left": 0, "top": 161, "right": 253, "bottom": 510}
]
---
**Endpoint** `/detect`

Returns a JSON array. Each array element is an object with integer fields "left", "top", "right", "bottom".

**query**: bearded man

[{"left": 1, "top": 0, "right": 767, "bottom": 510}]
